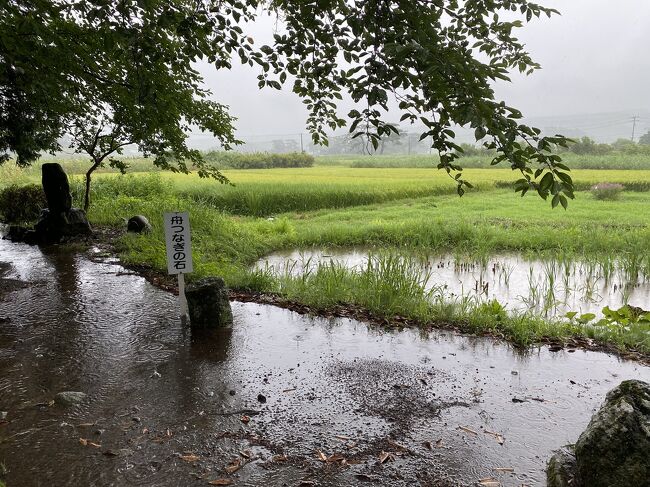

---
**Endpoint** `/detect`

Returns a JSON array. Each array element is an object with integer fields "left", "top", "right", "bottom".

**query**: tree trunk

[{"left": 84, "top": 159, "right": 102, "bottom": 213}]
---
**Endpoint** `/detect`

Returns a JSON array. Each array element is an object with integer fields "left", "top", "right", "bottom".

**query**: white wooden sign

[{"left": 164, "top": 212, "right": 193, "bottom": 275}]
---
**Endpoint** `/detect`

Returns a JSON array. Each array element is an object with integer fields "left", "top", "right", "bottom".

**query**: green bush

[
  {"left": 591, "top": 183, "right": 624, "bottom": 200},
  {"left": 202, "top": 151, "right": 314, "bottom": 169},
  {"left": 0, "top": 184, "right": 47, "bottom": 223}
]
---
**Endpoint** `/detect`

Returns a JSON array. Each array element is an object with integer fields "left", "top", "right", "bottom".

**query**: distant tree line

[
  {"left": 559, "top": 136, "right": 650, "bottom": 155},
  {"left": 308, "top": 130, "right": 650, "bottom": 158}
]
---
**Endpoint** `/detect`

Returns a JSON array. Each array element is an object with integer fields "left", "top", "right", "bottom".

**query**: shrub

[
  {"left": 0, "top": 184, "right": 47, "bottom": 223},
  {"left": 591, "top": 183, "right": 624, "bottom": 201}
]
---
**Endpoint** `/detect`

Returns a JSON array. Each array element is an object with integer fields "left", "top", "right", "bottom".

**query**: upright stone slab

[
  {"left": 42, "top": 163, "right": 72, "bottom": 215},
  {"left": 185, "top": 277, "right": 233, "bottom": 329},
  {"left": 18, "top": 163, "right": 93, "bottom": 244}
]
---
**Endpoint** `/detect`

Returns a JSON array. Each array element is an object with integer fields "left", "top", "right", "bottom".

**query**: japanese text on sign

[{"left": 164, "top": 212, "right": 193, "bottom": 275}]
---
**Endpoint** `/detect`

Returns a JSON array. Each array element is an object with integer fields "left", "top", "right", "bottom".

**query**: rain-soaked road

[{"left": 0, "top": 237, "right": 648, "bottom": 487}]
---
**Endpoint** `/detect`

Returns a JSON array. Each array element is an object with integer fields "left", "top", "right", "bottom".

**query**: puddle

[
  {"left": 0, "top": 239, "right": 648, "bottom": 486},
  {"left": 257, "top": 248, "right": 650, "bottom": 318}
]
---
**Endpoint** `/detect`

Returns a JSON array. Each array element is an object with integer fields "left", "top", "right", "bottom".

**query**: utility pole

[
  {"left": 631, "top": 115, "right": 639, "bottom": 142},
  {"left": 300, "top": 133, "right": 304, "bottom": 152}
]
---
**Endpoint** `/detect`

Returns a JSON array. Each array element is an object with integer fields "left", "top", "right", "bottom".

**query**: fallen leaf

[
  {"left": 435, "top": 439, "right": 443, "bottom": 448},
  {"left": 484, "top": 430, "right": 505, "bottom": 445},
  {"left": 422, "top": 441, "right": 432, "bottom": 450},
  {"left": 492, "top": 467, "right": 514, "bottom": 473},
  {"left": 181, "top": 454, "right": 200, "bottom": 463},
  {"left": 378, "top": 451, "right": 395, "bottom": 464},
  {"left": 87, "top": 441, "right": 101, "bottom": 448},
  {"left": 458, "top": 425, "right": 479, "bottom": 435},
  {"left": 272, "top": 454, "right": 287, "bottom": 462},
  {"left": 478, "top": 478, "right": 500, "bottom": 486},
  {"left": 48, "top": 400, "right": 55, "bottom": 407},
  {"left": 326, "top": 453, "right": 346, "bottom": 463},
  {"left": 239, "top": 450, "right": 252, "bottom": 459},
  {"left": 240, "top": 415, "right": 250, "bottom": 424},
  {"left": 316, "top": 450, "right": 328, "bottom": 462},
  {"left": 79, "top": 438, "right": 88, "bottom": 446},
  {"left": 224, "top": 458, "right": 241, "bottom": 474},
  {"left": 208, "top": 479, "right": 233, "bottom": 486}
]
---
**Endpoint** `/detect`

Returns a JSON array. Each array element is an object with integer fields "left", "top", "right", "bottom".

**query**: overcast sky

[{"left": 198, "top": 0, "right": 650, "bottom": 138}]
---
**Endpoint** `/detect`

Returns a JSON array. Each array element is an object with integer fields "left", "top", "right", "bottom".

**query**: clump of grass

[{"left": 591, "top": 183, "right": 624, "bottom": 200}]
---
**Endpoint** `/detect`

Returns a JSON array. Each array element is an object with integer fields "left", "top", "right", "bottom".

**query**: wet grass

[
  {"left": 256, "top": 256, "right": 648, "bottom": 352},
  {"left": 3, "top": 163, "right": 650, "bottom": 354}
]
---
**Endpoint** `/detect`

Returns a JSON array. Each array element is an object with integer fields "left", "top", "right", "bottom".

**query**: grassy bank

[{"left": 2, "top": 162, "right": 650, "bottom": 355}]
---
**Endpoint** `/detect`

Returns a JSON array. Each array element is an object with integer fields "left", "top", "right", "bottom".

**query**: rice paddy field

[{"left": 2, "top": 155, "right": 650, "bottom": 355}]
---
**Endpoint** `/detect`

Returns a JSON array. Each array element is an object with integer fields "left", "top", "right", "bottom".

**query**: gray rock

[
  {"left": 54, "top": 391, "right": 88, "bottom": 406},
  {"left": 185, "top": 277, "right": 233, "bottom": 329},
  {"left": 574, "top": 379, "right": 650, "bottom": 487},
  {"left": 547, "top": 380, "right": 650, "bottom": 487},
  {"left": 32, "top": 207, "right": 91, "bottom": 243},
  {"left": 547, "top": 446, "right": 577, "bottom": 487},
  {"left": 127, "top": 215, "right": 152, "bottom": 233}
]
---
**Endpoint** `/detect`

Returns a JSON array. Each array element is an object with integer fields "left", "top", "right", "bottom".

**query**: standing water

[
  {"left": 257, "top": 248, "right": 650, "bottom": 318},
  {"left": 0, "top": 237, "right": 648, "bottom": 486}
]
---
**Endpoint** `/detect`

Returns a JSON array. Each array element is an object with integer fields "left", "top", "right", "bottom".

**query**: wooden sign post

[{"left": 164, "top": 212, "right": 193, "bottom": 323}]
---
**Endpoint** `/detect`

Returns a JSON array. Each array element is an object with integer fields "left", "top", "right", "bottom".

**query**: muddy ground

[{"left": 0, "top": 237, "right": 648, "bottom": 487}]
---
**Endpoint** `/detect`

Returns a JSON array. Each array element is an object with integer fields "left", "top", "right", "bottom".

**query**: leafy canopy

[{"left": 1, "top": 0, "right": 573, "bottom": 207}]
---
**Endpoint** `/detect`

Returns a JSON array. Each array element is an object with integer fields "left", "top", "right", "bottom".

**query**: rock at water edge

[
  {"left": 573, "top": 379, "right": 650, "bottom": 487},
  {"left": 186, "top": 277, "right": 233, "bottom": 329}
]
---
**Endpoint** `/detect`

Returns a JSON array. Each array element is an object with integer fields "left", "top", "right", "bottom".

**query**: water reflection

[{"left": 257, "top": 248, "right": 650, "bottom": 318}]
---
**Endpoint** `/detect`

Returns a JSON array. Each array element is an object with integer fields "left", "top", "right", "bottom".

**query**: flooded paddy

[
  {"left": 257, "top": 248, "right": 650, "bottom": 318},
  {"left": 0, "top": 238, "right": 648, "bottom": 487}
]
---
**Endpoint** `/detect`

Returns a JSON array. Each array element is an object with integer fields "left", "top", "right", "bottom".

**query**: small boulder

[
  {"left": 547, "top": 380, "right": 650, "bottom": 487},
  {"left": 5, "top": 225, "right": 27, "bottom": 242},
  {"left": 547, "top": 446, "right": 577, "bottom": 487},
  {"left": 127, "top": 215, "right": 152, "bottom": 233},
  {"left": 185, "top": 277, "right": 233, "bottom": 329},
  {"left": 54, "top": 391, "right": 88, "bottom": 406}
]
